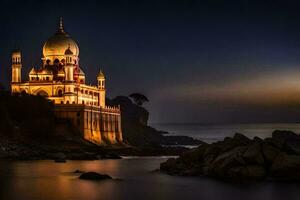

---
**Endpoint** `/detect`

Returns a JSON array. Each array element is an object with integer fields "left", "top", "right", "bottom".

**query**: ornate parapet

[{"left": 101, "top": 105, "right": 121, "bottom": 114}]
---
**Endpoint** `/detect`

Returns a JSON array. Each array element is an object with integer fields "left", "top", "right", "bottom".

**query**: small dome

[
  {"left": 12, "top": 49, "right": 21, "bottom": 54},
  {"left": 43, "top": 18, "right": 79, "bottom": 57},
  {"left": 97, "top": 70, "right": 105, "bottom": 79},
  {"left": 64, "top": 46, "right": 73, "bottom": 55}
]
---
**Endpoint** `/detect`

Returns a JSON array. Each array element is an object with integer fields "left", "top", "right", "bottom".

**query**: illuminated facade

[{"left": 10, "top": 18, "right": 122, "bottom": 145}]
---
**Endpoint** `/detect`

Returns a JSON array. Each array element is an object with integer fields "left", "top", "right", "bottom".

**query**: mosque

[{"left": 10, "top": 18, "right": 123, "bottom": 145}]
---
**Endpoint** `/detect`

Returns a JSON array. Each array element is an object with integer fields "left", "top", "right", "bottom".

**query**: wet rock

[
  {"left": 227, "top": 165, "right": 266, "bottom": 179},
  {"left": 160, "top": 131, "right": 300, "bottom": 181},
  {"left": 242, "top": 139, "right": 264, "bottom": 165},
  {"left": 262, "top": 143, "right": 280, "bottom": 164},
  {"left": 79, "top": 172, "right": 112, "bottom": 180},
  {"left": 73, "top": 170, "right": 85, "bottom": 173},
  {"left": 270, "top": 153, "right": 300, "bottom": 180},
  {"left": 208, "top": 146, "right": 247, "bottom": 176}
]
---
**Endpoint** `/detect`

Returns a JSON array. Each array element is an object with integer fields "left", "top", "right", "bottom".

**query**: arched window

[
  {"left": 36, "top": 90, "right": 48, "bottom": 97},
  {"left": 54, "top": 59, "right": 60, "bottom": 66},
  {"left": 57, "top": 89, "right": 63, "bottom": 97}
]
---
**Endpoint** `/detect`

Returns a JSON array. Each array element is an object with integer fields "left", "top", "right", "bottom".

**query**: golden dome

[{"left": 42, "top": 18, "right": 79, "bottom": 57}]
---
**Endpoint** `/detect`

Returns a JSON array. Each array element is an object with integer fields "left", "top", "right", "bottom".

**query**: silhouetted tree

[{"left": 129, "top": 93, "right": 149, "bottom": 106}]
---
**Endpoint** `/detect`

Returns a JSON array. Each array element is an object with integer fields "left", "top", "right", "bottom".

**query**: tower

[
  {"left": 11, "top": 49, "right": 22, "bottom": 83},
  {"left": 63, "top": 46, "right": 76, "bottom": 104},
  {"left": 65, "top": 46, "right": 75, "bottom": 82},
  {"left": 97, "top": 70, "right": 106, "bottom": 107}
]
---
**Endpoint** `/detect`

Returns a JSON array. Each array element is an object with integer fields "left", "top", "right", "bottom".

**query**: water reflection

[{"left": 0, "top": 158, "right": 299, "bottom": 200}]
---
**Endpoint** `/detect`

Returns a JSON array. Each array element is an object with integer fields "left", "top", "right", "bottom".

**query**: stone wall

[{"left": 54, "top": 104, "right": 122, "bottom": 145}]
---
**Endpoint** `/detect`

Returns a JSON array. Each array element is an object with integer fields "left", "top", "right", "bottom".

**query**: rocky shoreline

[
  {"left": 0, "top": 136, "right": 191, "bottom": 160},
  {"left": 160, "top": 130, "right": 300, "bottom": 181}
]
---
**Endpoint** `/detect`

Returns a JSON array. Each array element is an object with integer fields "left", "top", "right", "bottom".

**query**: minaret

[
  {"left": 97, "top": 70, "right": 106, "bottom": 107},
  {"left": 11, "top": 49, "right": 22, "bottom": 83},
  {"left": 63, "top": 46, "right": 76, "bottom": 104},
  {"left": 65, "top": 46, "right": 75, "bottom": 82}
]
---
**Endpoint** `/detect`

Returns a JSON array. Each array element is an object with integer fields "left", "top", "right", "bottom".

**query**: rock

[
  {"left": 208, "top": 146, "right": 247, "bottom": 177},
  {"left": 79, "top": 172, "right": 112, "bottom": 180},
  {"left": 227, "top": 165, "right": 266, "bottom": 179},
  {"left": 73, "top": 170, "right": 84, "bottom": 173},
  {"left": 262, "top": 143, "right": 280, "bottom": 164},
  {"left": 242, "top": 140, "right": 264, "bottom": 165},
  {"left": 52, "top": 152, "right": 66, "bottom": 160},
  {"left": 271, "top": 130, "right": 300, "bottom": 154},
  {"left": 160, "top": 158, "right": 178, "bottom": 175},
  {"left": 270, "top": 153, "right": 300, "bottom": 180},
  {"left": 272, "top": 130, "right": 299, "bottom": 141},
  {"left": 54, "top": 159, "right": 66, "bottom": 163},
  {"left": 214, "top": 133, "right": 251, "bottom": 153},
  {"left": 232, "top": 133, "right": 252, "bottom": 145},
  {"left": 160, "top": 131, "right": 300, "bottom": 181}
]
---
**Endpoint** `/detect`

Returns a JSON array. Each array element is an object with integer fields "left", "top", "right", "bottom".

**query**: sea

[
  {"left": 151, "top": 123, "right": 300, "bottom": 144},
  {"left": 1, "top": 123, "right": 300, "bottom": 200}
]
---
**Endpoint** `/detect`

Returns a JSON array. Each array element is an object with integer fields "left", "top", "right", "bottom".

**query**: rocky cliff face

[
  {"left": 107, "top": 96, "right": 202, "bottom": 146},
  {"left": 160, "top": 130, "right": 300, "bottom": 181}
]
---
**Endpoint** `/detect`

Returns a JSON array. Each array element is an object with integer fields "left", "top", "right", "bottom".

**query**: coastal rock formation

[
  {"left": 160, "top": 130, "right": 300, "bottom": 181},
  {"left": 107, "top": 96, "right": 203, "bottom": 146},
  {"left": 79, "top": 172, "right": 112, "bottom": 180}
]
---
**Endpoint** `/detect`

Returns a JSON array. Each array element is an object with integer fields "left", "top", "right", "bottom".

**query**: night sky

[{"left": 2, "top": 0, "right": 300, "bottom": 123}]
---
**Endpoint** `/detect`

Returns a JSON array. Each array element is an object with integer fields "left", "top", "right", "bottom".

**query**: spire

[
  {"left": 97, "top": 69, "right": 105, "bottom": 79},
  {"left": 58, "top": 17, "right": 65, "bottom": 33}
]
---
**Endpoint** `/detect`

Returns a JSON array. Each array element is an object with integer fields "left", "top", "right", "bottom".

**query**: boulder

[
  {"left": 79, "top": 172, "right": 112, "bottom": 180},
  {"left": 160, "top": 158, "right": 178, "bottom": 175},
  {"left": 242, "top": 139, "right": 264, "bottom": 165},
  {"left": 73, "top": 170, "right": 85, "bottom": 173},
  {"left": 215, "top": 133, "right": 251, "bottom": 153},
  {"left": 270, "top": 153, "right": 300, "bottom": 180},
  {"left": 227, "top": 165, "right": 266, "bottom": 179},
  {"left": 160, "top": 131, "right": 300, "bottom": 181},
  {"left": 272, "top": 130, "right": 300, "bottom": 154},
  {"left": 262, "top": 143, "right": 280, "bottom": 164},
  {"left": 52, "top": 152, "right": 66, "bottom": 160},
  {"left": 208, "top": 146, "right": 247, "bottom": 176}
]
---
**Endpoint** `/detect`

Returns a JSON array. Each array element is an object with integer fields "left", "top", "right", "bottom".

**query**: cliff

[
  {"left": 0, "top": 92, "right": 201, "bottom": 159},
  {"left": 107, "top": 96, "right": 202, "bottom": 146}
]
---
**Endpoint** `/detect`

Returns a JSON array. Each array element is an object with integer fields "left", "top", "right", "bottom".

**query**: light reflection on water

[{"left": 0, "top": 158, "right": 299, "bottom": 200}]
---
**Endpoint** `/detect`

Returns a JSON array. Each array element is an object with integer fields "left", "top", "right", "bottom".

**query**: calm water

[
  {"left": 151, "top": 123, "right": 300, "bottom": 143},
  {"left": 0, "top": 158, "right": 299, "bottom": 200},
  {"left": 2, "top": 123, "right": 300, "bottom": 200}
]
